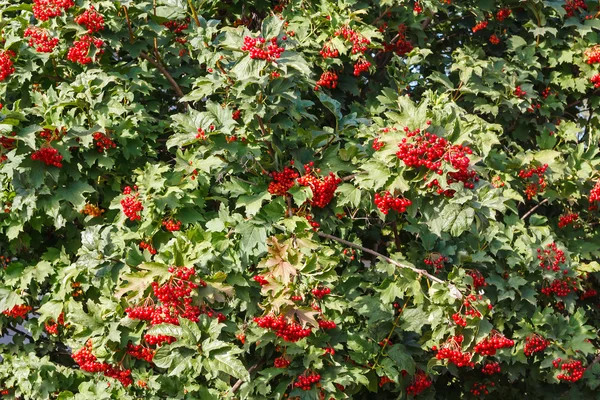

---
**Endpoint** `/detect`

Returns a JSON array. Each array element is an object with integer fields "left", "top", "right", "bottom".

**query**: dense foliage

[{"left": 1, "top": 0, "right": 600, "bottom": 399}]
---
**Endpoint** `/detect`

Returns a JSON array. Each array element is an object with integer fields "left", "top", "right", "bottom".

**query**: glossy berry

[
  {"left": 162, "top": 218, "right": 182, "bottom": 231},
  {"left": 406, "top": 371, "right": 432, "bottom": 396},
  {"left": 564, "top": 0, "right": 587, "bottom": 17},
  {"left": 496, "top": 8, "right": 512, "bottom": 21},
  {"left": 139, "top": 241, "right": 157, "bottom": 255},
  {"left": 0, "top": 50, "right": 15, "bottom": 82},
  {"left": 555, "top": 359, "right": 586, "bottom": 382},
  {"left": 558, "top": 213, "right": 578, "bottom": 228},
  {"left": 489, "top": 34, "right": 500, "bottom": 45},
  {"left": 311, "top": 286, "right": 331, "bottom": 299},
  {"left": 297, "top": 165, "right": 341, "bottom": 208},
  {"left": 315, "top": 70, "right": 338, "bottom": 90},
  {"left": 253, "top": 275, "right": 269, "bottom": 286},
  {"left": 31, "top": 147, "right": 63, "bottom": 167},
  {"left": 92, "top": 132, "right": 116, "bottom": 152},
  {"left": 536, "top": 242, "right": 566, "bottom": 272},
  {"left": 75, "top": 6, "right": 105, "bottom": 33},
  {"left": 268, "top": 167, "right": 299, "bottom": 196},
  {"left": 481, "top": 361, "right": 501, "bottom": 375},
  {"left": 589, "top": 180, "right": 600, "bottom": 210},
  {"left": 32, "top": 0, "right": 74, "bottom": 21},
  {"left": 293, "top": 373, "right": 321, "bottom": 391},
  {"left": 24, "top": 27, "right": 59, "bottom": 53},
  {"left": 67, "top": 35, "right": 104, "bottom": 65},
  {"left": 472, "top": 21, "right": 488, "bottom": 33},
  {"left": 353, "top": 59, "right": 371, "bottom": 76},
  {"left": 120, "top": 187, "right": 143, "bottom": 221},
  {"left": 334, "top": 26, "right": 370, "bottom": 54},
  {"left": 241, "top": 36, "right": 284, "bottom": 62},
  {"left": 274, "top": 356, "right": 291, "bottom": 368},
  {"left": 2, "top": 304, "right": 32, "bottom": 319},
  {"left": 592, "top": 74, "right": 600, "bottom": 89},
  {"left": 318, "top": 319, "right": 336, "bottom": 330},
  {"left": 473, "top": 332, "right": 514, "bottom": 356},
  {"left": 514, "top": 86, "right": 527, "bottom": 98},
  {"left": 524, "top": 334, "right": 550, "bottom": 356},
  {"left": 374, "top": 191, "right": 412, "bottom": 214}
]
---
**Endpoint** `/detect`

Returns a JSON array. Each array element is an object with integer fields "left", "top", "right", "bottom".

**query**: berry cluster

[
  {"left": 372, "top": 137, "right": 384, "bottom": 151},
  {"left": 24, "top": 27, "right": 59, "bottom": 53},
  {"left": 315, "top": 71, "right": 338, "bottom": 90},
  {"left": 374, "top": 191, "right": 412, "bottom": 214},
  {"left": 379, "top": 376, "right": 394, "bottom": 387},
  {"left": 253, "top": 314, "right": 312, "bottom": 342},
  {"left": 274, "top": 356, "right": 291, "bottom": 368},
  {"left": 413, "top": 2, "right": 423, "bottom": 13},
  {"left": 463, "top": 293, "right": 488, "bottom": 318},
  {"left": 589, "top": 180, "right": 600, "bottom": 210},
  {"left": 75, "top": 6, "right": 105, "bottom": 33},
  {"left": 232, "top": 109, "right": 241, "bottom": 120},
  {"left": 72, "top": 340, "right": 133, "bottom": 386},
  {"left": 554, "top": 359, "right": 586, "bottom": 382},
  {"left": 254, "top": 275, "right": 269, "bottom": 286},
  {"left": 514, "top": 86, "right": 527, "bottom": 98},
  {"left": 495, "top": 8, "right": 512, "bottom": 21},
  {"left": 32, "top": 0, "right": 74, "bottom": 21},
  {"left": 67, "top": 35, "right": 104, "bottom": 65},
  {"left": 162, "top": 218, "right": 182, "bottom": 231},
  {"left": 481, "top": 361, "right": 501, "bottom": 375},
  {"left": 489, "top": 34, "right": 500, "bottom": 45},
  {"left": 519, "top": 164, "right": 548, "bottom": 200},
  {"left": 291, "top": 295, "right": 302, "bottom": 301},
  {"left": 0, "top": 50, "right": 15, "bottom": 82},
  {"left": 334, "top": 26, "right": 370, "bottom": 54},
  {"left": 564, "top": 0, "right": 587, "bottom": 17},
  {"left": 434, "top": 335, "right": 474, "bottom": 367},
  {"left": 92, "top": 132, "right": 116, "bottom": 152},
  {"left": 473, "top": 333, "right": 514, "bottom": 356},
  {"left": 81, "top": 203, "right": 104, "bottom": 217},
  {"left": 468, "top": 270, "right": 487, "bottom": 290},
  {"left": 139, "top": 241, "right": 157, "bottom": 255},
  {"left": 311, "top": 286, "right": 331, "bottom": 299},
  {"left": 452, "top": 312, "right": 467, "bottom": 327},
  {"left": 319, "top": 44, "right": 339, "bottom": 58},
  {"left": 318, "top": 319, "right": 336, "bottom": 330},
  {"left": 382, "top": 25, "right": 413, "bottom": 56},
  {"left": 592, "top": 74, "right": 600, "bottom": 88},
  {"left": 558, "top": 212, "right": 579, "bottom": 228},
  {"left": 541, "top": 277, "right": 578, "bottom": 297},
  {"left": 537, "top": 242, "right": 566, "bottom": 272},
  {"left": 120, "top": 186, "right": 143, "bottom": 221},
  {"left": 241, "top": 36, "right": 284, "bottom": 62},
  {"left": 163, "top": 19, "right": 189, "bottom": 34},
  {"left": 144, "top": 334, "right": 176, "bottom": 346},
  {"left": 524, "top": 334, "right": 550, "bottom": 356},
  {"left": 472, "top": 21, "right": 488, "bottom": 33},
  {"left": 297, "top": 164, "right": 341, "bottom": 208},
  {"left": 424, "top": 254, "right": 448, "bottom": 273},
  {"left": 31, "top": 147, "right": 63, "bottom": 167},
  {"left": 294, "top": 373, "right": 321, "bottom": 391},
  {"left": 44, "top": 312, "right": 66, "bottom": 335},
  {"left": 580, "top": 288, "right": 597, "bottom": 300},
  {"left": 585, "top": 46, "right": 600, "bottom": 64},
  {"left": 406, "top": 371, "right": 432, "bottom": 396},
  {"left": 492, "top": 175, "right": 505, "bottom": 188},
  {"left": 353, "top": 59, "right": 371, "bottom": 76},
  {"left": 471, "top": 382, "right": 493, "bottom": 396},
  {"left": 2, "top": 304, "right": 32, "bottom": 319},
  {"left": 268, "top": 167, "right": 299, "bottom": 196}
]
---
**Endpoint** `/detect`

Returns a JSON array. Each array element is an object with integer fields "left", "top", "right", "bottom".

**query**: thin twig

[
  {"left": 123, "top": 6, "right": 135, "bottom": 43},
  {"left": 230, "top": 359, "right": 265, "bottom": 393},
  {"left": 255, "top": 115, "right": 269, "bottom": 136},
  {"left": 286, "top": 196, "right": 293, "bottom": 218},
  {"left": 5, "top": 325, "right": 34, "bottom": 343},
  {"left": 188, "top": 0, "right": 201, "bottom": 26},
  {"left": 521, "top": 198, "right": 549, "bottom": 220},
  {"left": 371, "top": 298, "right": 409, "bottom": 369},
  {"left": 391, "top": 220, "right": 401, "bottom": 250},
  {"left": 139, "top": 52, "right": 185, "bottom": 98},
  {"left": 341, "top": 174, "right": 356, "bottom": 182}
]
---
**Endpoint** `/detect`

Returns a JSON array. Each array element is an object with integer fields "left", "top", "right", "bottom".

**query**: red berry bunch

[
  {"left": 589, "top": 180, "right": 600, "bottom": 210},
  {"left": 144, "top": 334, "right": 177, "bottom": 346},
  {"left": 471, "top": 382, "right": 494, "bottom": 396},
  {"left": 591, "top": 74, "right": 600, "bottom": 88},
  {"left": 44, "top": 312, "right": 66, "bottom": 335},
  {"left": 2, "top": 304, "right": 32, "bottom": 319},
  {"left": 541, "top": 87, "right": 553, "bottom": 99},
  {"left": 32, "top": 0, "right": 74, "bottom": 21},
  {"left": 232, "top": 109, "right": 241, "bottom": 120},
  {"left": 0, "top": 50, "right": 15, "bottom": 82},
  {"left": 424, "top": 254, "right": 448, "bottom": 273},
  {"left": 537, "top": 242, "right": 566, "bottom": 272},
  {"left": 274, "top": 356, "right": 291, "bottom": 368},
  {"left": 322, "top": 346, "right": 335, "bottom": 355},
  {"left": 253, "top": 275, "right": 269, "bottom": 286},
  {"left": 315, "top": 70, "right": 338, "bottom": 90},
  {"left": 270, "top": 71, "right": 281, "bottom": 78},
  {"left": 268, "top": 167, "right": 299, "bottom": 196},
  {"left": 126, "top": 343, "right": 155, "bottom": 363},
  {"left": 0, "top": 133, "right": 16, "bottom": 150},
  {"left": 297, "top": 164, "right": 342, "bottom": 208},
  {"left": 473, "top": 332, "right": 514, "bottom": 356},
  {"left": 72, "top": 340, "right": 133, "bottom": 386},
  {"left": 162, "top": 218, "right": 182, "bottom": 231},
  {"left": 311, "top": 286, "right": 331, "bottom": 299},
  {"left": 463, "top": 293, "right": 487, "bottom": 318},
  {"left": 519, "top": 164, "right": 548, "bottom": 200},
  {"left": 413, "top": 2, "right": 423, "bottom": 14},
  {"left": 353, "top": 59, "right": 371, "bottom": 76},
  {"left": 291, "top": 295, "right": 302, "bottom": 301},
  {"left": 24, "top": 27, "right": 59, "bottom": 53},
  {"left": 67, "top": 35, "right": 104, "bottom": 65},
  {"left": 434, "top": 335, "right": 474, "bottom": 368},
  {"left": 489, "top": 34, "right": 500, "bottom": 45},
  {"left": 379, "top": 376, "right": 394, "bottom": 387},
  {"left": 75, "top": 6, "right": 105, "bottom": 33},
  {"left": 305, "top": 213, "right": 321, "bottom": 230},
  {"left": 39, "top": 128, "right": 66, "bottom": 142},
  {"left": 334, "top": 26, "right": 370, "bottom": 54},
  {"left": 558, "top": 212, "right": 578, "bottom": 228},
  {"left": 31, "top": 147, "right": 63, "bottom": 167},
  {"left": 294, "top": 373, "right": 321, "bottom": 391},
  {"left": 372, "top": 137, "right": 384, "bottom": 151},
  {"left": 406, "top": 371, "right": 432, "bottom": 396},
  {"left": 541, "top": 277, "right": 578, "bottom": 297},
  {"left": 564, "top": 0, "right": 587, "bottom": 17},
  {"left": 120, "top": 186, "right": 143, "bottom": 221},
  {"left": 92, "top": 132, "right": 116, "bottom": 152},
  {"left": 319, "top": 44, "right": 339, "bottom": 58},
  {"left": 468, "top": 270, "right": 487, "bottom": 290},
  {"left": 318, "top": 319, "right": 336, "bottom": 330},
  {"left": 514, "top": 86, "right": 527, "bottom": 98},
  {"left": 481, "top": 361, "right": 501, "bottom": 375},
  {"left": 253, "top": 314, "right": 312, "bottom": 342},
  {"left": 554, "top": 359, "right": 586, "bottom": 382},
  {"left": 524, "top": 334, "right": 550, "bottom": 356},
  {"left": 472, "top": 21, "right": 488, "bottom": 33},
  {"left": 374, "top": 191, "right": 412, "bottom": 214},
  {"left": 452, "top": 312, "right": 467, "bottom": 327},
  {"left": 241, "top": 36, "right": 284, "bottom": 62},
  {"left": 585, "top": 45, "right": 600, "bottom": 64},
  {"left": 163, "top": 19, "right": 189, "bottom": 34},
  {"left": 495, "top": 8, "right": 512, "bottom": 21},
  {"left": 139, "top": 241, "right": 157, "bottom": 255},
  {"left": 382, "top": 25, "right": 413, "bottom": 56},
  {"left": 580, "top": 288, "right": 597, "bottom": 300}
]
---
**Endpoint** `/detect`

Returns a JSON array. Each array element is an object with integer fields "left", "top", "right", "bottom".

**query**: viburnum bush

[{"left": 0, "top": 0, "right": 600, "bottom": 399}]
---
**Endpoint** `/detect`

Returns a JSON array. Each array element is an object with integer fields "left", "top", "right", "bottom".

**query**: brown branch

[
  {"left": 341, "top": 174, "right": 356, "bottom": 182},
  {"left": 139, "top": 52, "right": 185, "bottom": 98},
  {"left": 230, "top": 359, "right": 265, "bottom": 394},
  {"left": 391, "top": 220, "right": 401, "bottom": 250},
  {"left": 316, "top": 232, "right": 461, "bottom": 296},
  {"left": 123, "top": 6, "right": 135, "bottom": 43},
  {"left": 188, "top": 0, "right": 201, "bottom": 27},
  {"left": 255, "top": 115, "right": 269, "bottom": 136},
  {"left": 521, "top": 198, "right": 549, "bottom": 220},
  {"left": 286, "top": 196, "right": 293, "bottom": 218}
]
